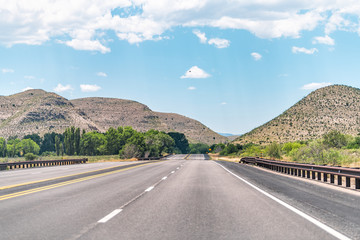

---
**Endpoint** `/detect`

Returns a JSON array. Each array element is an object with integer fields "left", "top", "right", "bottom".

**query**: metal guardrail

[
  {"left": 240, "top": 157, "right": 360, "bottom": 190},
  {"left": 0, "top": 158, "right": 88, "bottom": 171}
]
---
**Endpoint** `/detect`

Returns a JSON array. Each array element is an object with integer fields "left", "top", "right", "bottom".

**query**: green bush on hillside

[{"left": 24, "top": 153, "right": 37, "bottom": 161}]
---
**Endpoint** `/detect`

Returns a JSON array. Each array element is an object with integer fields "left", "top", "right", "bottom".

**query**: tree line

[{"left": 0, "top": 126, "right": 192, "bottom": 159}]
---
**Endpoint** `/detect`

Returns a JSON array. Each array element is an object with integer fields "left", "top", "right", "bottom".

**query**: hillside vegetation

[{"left": 235, "top": 85, "right": 360, "bottom": 144}]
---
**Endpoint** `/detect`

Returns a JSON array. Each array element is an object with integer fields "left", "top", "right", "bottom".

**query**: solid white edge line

[
  {"left": 98, "top": 209, "right": 122, "bottom": 223},
  {"left": 145, "top": 186, "right": 154, "bottom": 192},
  {"left": 214, "top": 162, "right": 351, "bottom": 240}
]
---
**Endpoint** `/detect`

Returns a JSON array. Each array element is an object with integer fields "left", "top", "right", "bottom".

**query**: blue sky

[{"left": 1, "top": 1, "right": 360, "bottom": 134}]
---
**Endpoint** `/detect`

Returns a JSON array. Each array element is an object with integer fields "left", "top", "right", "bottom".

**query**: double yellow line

[{"left": 0, "top": 162, "right": 154, "bottom": 201}]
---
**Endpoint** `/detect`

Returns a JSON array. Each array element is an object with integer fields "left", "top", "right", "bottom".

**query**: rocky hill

[
  {"left": 0, "top": 89, "right": 226, "bottom": 144},
  {"left": 235, "top": 85, "right": 360, "bottom": 144}
]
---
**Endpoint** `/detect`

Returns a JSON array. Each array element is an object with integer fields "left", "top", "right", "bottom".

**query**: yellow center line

[
  {"left": 0, "top": 162, "right": 149, "bottom": 191},
  {"left": 185, "top": 154, "right": 192, "bottom": 160},
  {"left": 0, "top": 162, "right": 155, "bottom": 201}
]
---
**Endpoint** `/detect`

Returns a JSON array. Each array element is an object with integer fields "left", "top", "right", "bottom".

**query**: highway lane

[
  {"left": 0, "top": 161, "right": 136, "bottom": 188},
  {"left": 0, "top": 159, "right": 186, "bottom": 240},
  {"left": 216, "top": 160, "right": 360, "bottom": 239},
  {"left": 0, "top": 154, "right": 358, "bottom": 239}
]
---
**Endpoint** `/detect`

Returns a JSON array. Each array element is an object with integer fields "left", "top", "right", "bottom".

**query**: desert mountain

[
  {"left": 0, "top": 89, "right": 226, "bottom": 144},
  {"left": 71, "top": 97, "right": 226, "bottom": 144},
  {"left": 235, "top": 85, "right": 360, "bottom": 144}
]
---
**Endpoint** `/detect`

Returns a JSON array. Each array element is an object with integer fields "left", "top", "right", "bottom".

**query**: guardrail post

[
  {"left": 356, "top": 179, "right": 360, "bottom": 189},
  {"left": 338, "top": 175, "right": 342, "bottom": 186},
  {"left": 346, "top": 177, "right": 351, "bottom": 188},
  {"left": 312, "top": 171, "right": 315, "bottom": 179},
  {"left": 317, "top": 172, "right": 321, "bottom": 181},
  {"left": 323, "top": 173, "right": 328, "bottom": 182},
  {"left": 306, "top": 170, "right": 310, "bottom": 178},
  {"left": 330, "top": 174, "right": 335, "bottom": 183}
]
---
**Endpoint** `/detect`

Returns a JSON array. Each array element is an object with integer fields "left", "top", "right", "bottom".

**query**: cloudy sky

[{"left": 1, "top": 0, "right": 360, "bottom": 134}]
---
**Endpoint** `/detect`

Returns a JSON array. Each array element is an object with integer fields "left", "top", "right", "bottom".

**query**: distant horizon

[
  {"left": 2, "top": 2, "right": 360, "bottom": 134},
  {"left": 3, "top": 83, "right": 357, "bottom": 136}
]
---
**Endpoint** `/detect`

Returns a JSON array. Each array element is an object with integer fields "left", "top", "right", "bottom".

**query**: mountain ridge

[{"left": 0, "top": 89, "right": 226, "bottom": 144}]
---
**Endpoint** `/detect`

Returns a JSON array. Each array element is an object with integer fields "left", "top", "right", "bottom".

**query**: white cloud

[
  {"left": 181, "top": 66, "right": 211, "bottom": 79},
  {"left": 208, "top": 38, "right": 230, "bottom": 48},
  {"left": 24, "top": 75, "right": 35, "bottom": 79},
  {"left": 22, "top": 87, "right": 33, "bottom": 92},
  {"left": 2, "top": 68, "right": 14, "bottom": 73},
  {"left": 301, "top": 82, "right": 332, "bottom": 90},
  {"left": 188, "top": 86, "right": 196, "bottom": 90},
  {"left": 292, "top": 46, "right": 318, "bottom": 54},
  {"left": 54, "top": 83, "right": 73, "bottom": 93},
  {"left": 193, "top": 30, "right": 207, "bottom": 44},
  {"left": 64, "top": 39, "right": 110, "bottom": 54},
  {"left": 221, "top": 102, "right": 227, "bottom": 105},
  {"left": 97, "top": 72, "right": 107, "bottom": 77},
  {"left": 313, "top": 35, "right": 335, "bottom": 45},
  {"left": 2, "top": 1, "right": 360, "bottom": 51},
  {"left": 251, "top": 52, "right": 262, "bottom": 61},
  {"left": 80, "top": 84, "right": 101, "bottom": 92},
  {"left": 193, "top": 30, "right": 229, "bottom": 48}
]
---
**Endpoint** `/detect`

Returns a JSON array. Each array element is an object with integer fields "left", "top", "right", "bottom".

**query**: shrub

[
  {"left": 323, "top": 130, "right": 347, "bottom": 148},
  {"left": 266, "top": 142, "right": 281, "bottom": 159},
  {"left": 282, "top": 142, "right": 303, "bottom": 155},
  {"left": 24, "top": 153, "right": 37, "bottom": 161}
]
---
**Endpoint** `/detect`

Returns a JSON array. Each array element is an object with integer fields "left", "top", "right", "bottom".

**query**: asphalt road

[{"left": 0, "top": 154, "right": 358, "bottom": 240}]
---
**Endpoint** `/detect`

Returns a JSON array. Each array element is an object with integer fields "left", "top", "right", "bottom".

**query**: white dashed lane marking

[
  {"left": 98, "top": 164, "right": 183, "bottom": 224},
  {"left": 98, "top": 209, "right": 123, "bottom": 223},
  {"left": 145, "top": 186, "right": 154, "bottom": 192}
]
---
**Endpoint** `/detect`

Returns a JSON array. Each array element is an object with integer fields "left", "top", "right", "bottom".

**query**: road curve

[{"left": 0, "top": 154, "right": 358, "bottom": 239}]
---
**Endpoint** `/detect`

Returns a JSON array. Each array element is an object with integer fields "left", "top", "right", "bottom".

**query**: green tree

[
  {"left": 120, "top": 143, "right": 143, "bottom": 159},
  {"left": 6, "top": 138, "right": 21, "bottom": 157},
  {"left": 119, "top": 131, "right": 146, "bottom": 158},
  {"left": 64, "top": 126, "right": 76, "bottom": 155},
  {"left": 144, "top": 130, "right": 175, "bottom": 157},
  {"left": 59, "top": 142, "right": 64, "bottom": 156},
  {"left": 167, "top": 132, "right": 189, "bottom": 154},
  {"left": 189, "top": 143, "right": 210, "bottom": 154},
  {"left": 120, "top": 126, "right": 137, "bottom": 144},
  {"left": 18, "top": 139, "right": 40, "bottom": 155},
  {"left": 105, "top": 127, "right": 121, "bottom": 155},
  {"left": 23, "top": 134, "right": 42, "bottom": 146},
  {"left": 220, "top": 144, "right": 238, "bottom": 155},
  {"left": 55, "top": 135, "right": 60, "bottom": 156},
  {"left": 0, "top": 137, "right": 6, "bottom": 157},
  {"left": 40, "top": 132, "right": 59, "bottom": 153},
  {"left": 80, "top": 131, "right": 106, "bottom": 156},
  {"left": 75, "top": 127, "right": 81, "bottom": 155},
  {"left": 323, "top": 130, "right": 347, "bottom": 148},
  {"left": 346, "top": 136, "right": 360, "bottom": 149}
]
